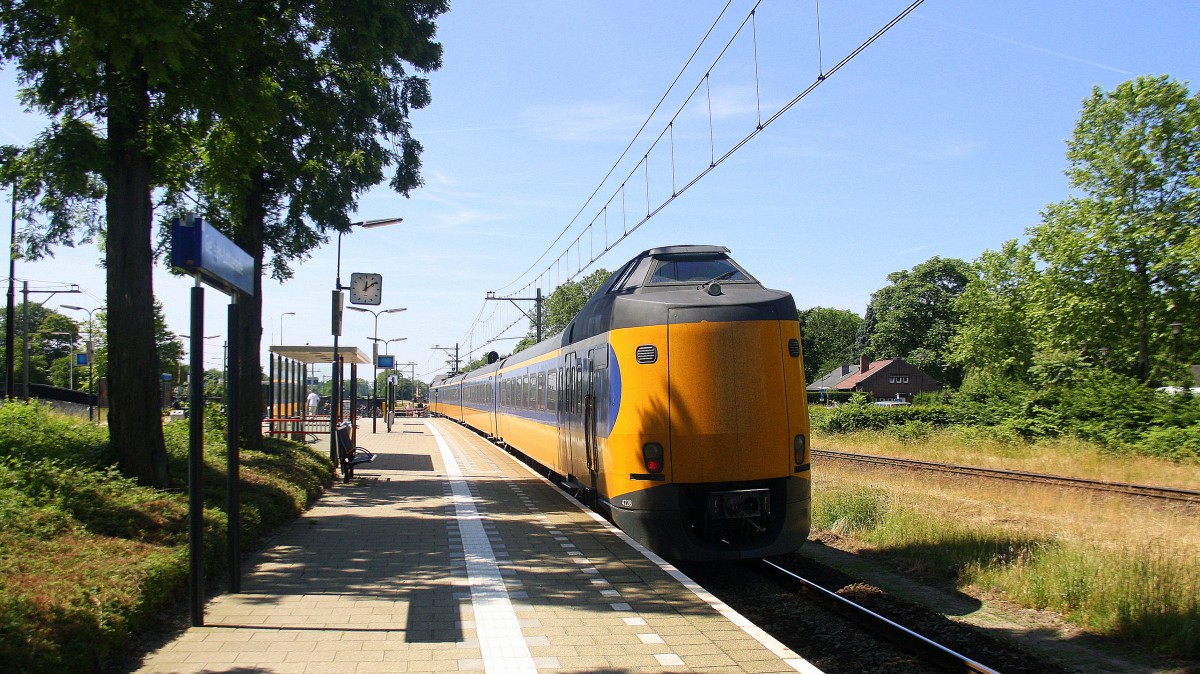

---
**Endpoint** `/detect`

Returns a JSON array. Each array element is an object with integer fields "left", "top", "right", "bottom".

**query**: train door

[
  {"left": 558, "top": 353, "right": 579, "bottom": 476},
  {"left": 584, "top": 348, "right": 602, "bottom": 498}
]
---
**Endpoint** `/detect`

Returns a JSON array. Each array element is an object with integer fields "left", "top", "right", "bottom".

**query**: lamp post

[
  {"left": 349, "top": 306, "right": 406, "bottom": 433},
  {"left": 61, "top": 305, "right": 104, "bottom": 422},
  {"left": 330, "top": 217, "right": 403, "bottom": 466},
  {"left": 278, "top": 311, "right": 295, "bottom": 345}
]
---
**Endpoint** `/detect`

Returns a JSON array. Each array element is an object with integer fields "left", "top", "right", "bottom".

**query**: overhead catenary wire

[
  {"left": 491, "top": 0, "right": 738, "bottom": 294},
  {"left": 446, "top": 0, "right": 926, "bottom": 374}
]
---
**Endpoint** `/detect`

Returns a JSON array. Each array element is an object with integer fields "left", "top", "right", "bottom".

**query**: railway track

[
  {"left": 758, "top": 559, "right": 1001, "bottom": 674},
  {"left": 678, "top": 555, "right": 1055, "bottom": 673},
  {"left": 813, "top": 449, "right": 1200, "bottom": 504}
]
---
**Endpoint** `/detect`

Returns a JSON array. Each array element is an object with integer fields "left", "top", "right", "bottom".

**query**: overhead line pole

[
  {"left": 432, "top": 344, "right": 460, "bottom": 374},
  {"left": 485, "top": 288, "right": 544, "bottom": 343}
]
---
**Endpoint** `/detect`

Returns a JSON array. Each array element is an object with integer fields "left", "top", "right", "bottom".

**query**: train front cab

[{"left": 597, "top": 260, "right": 811, "bottom": 561}]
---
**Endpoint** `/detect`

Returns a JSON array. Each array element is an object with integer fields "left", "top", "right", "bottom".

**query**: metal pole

[
  {"left": 226, "top": 299, "right": 241, "bottom": 593},
  {"left": 536, "top": 287, "right": 543, "bottom": 343},
  {"left": 330, "top": 231, "right": 343, "bottom": 470},
  {"left": 87, "top": 315, "right": 94, "bottom": 422},
  {"left": 21, "top": 281, "right": 28, "bottom": 399},
  {"left": 6, "top": 182, "right": 15, "bottom": 400},
  {"left": 371, "top": 314, "right": 379, "bottom": 433},
  {"left": 187, "top": 284, "right": 205, "bottom": 626}
]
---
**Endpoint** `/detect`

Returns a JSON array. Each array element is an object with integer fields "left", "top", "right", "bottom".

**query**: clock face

[{"left": 349, "top": 272, "right": 383, "bottom": 305}]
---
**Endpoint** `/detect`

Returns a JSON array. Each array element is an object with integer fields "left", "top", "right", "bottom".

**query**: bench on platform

[{"left": 335, "top": 421, "right": 375, "bottom": 482}]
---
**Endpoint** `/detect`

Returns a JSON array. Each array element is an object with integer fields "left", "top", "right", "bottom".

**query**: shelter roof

[{"left": 270, "top": 345, "right": 370, "bottom": 365}]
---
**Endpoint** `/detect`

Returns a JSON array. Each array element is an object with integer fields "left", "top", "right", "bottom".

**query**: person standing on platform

[{"left": 306, "top": 389, "right": 321, "bottom": 417}]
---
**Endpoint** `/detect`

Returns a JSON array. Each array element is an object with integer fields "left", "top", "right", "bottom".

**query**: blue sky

[{"left": 2, "top": 0, "right": 1198, "bottom": 381}]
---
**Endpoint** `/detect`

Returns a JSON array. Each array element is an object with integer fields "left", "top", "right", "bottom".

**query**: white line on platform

[{"left": 428, "top": 421, "right": 537, "bottom": 674}]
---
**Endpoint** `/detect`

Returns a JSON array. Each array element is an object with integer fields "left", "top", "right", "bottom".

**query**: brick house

[{"left": 807, "top": 356, "right": 942, "bottom": 402}]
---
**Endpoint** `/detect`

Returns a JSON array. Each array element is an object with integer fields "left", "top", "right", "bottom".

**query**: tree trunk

[
  {"left": 234, "top": 167, "right": 267, "bottom": 453},
  {"left": 105, "top": 65, "right": 170, "bottom": 488}
]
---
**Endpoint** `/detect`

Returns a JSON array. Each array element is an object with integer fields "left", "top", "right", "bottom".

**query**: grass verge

[
  {"left": 813, "top": 478, "right": 1200, "bottom": 659},
  {"left": 0, "top": 402, "right": 333, "bottom": 672}
]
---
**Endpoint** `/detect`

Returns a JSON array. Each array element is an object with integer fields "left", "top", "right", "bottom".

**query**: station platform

[{"left": 136, "top": 417, "right": 818, "bottom": 673}]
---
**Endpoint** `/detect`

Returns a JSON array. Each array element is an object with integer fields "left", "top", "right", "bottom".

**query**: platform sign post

[{"left": 171, "top": 214, "right": 255, "bottom": 625}]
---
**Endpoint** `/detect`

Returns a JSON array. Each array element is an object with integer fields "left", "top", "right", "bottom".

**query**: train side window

[
  {"left": 538, "top": 371, "right": 546, "bottom": 412},
  {"left": 548, "top": 369, "right": 558, "bottom": 410},
  {"left": 565, "top": 366, "right": 573, "bottom": 411}
]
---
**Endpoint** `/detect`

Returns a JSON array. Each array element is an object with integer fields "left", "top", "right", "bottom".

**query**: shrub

[
  {"left": 0, "top": 406, "right": 332, "bottom": 672},
  {"left": 813, "top": 487, "right": 888, "bottom": 534},
  {"left": 1136, "top": 425, "right": 1200, "bottom": 463},
  {"left": 810, "top": 404, "right": 953, "bottom": 435},
  {"left": 0, "top": 401, "right": 111, "bottom": 466},
  {"left": 889, "top": 420, "right": 934, "bottom": 442}
]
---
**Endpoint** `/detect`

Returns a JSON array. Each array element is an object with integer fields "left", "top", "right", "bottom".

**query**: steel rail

[
  {"left": 760, "top": 559, "right": 1001, "bottom": 674},
  {"left": 813, "top": 449, "right": 1200, "bottom": 503}
]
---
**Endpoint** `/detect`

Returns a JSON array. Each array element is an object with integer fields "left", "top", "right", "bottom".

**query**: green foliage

[
  {"left": 817, "top": 366, "right": 1200, "bottom": 462},
  {"left": 0, "top": 401, "right": 111, "bottom": 465},
  {"left": 860, "top": 256, "right": 974, "bottom": 386},
  {"left": 1136, "top": 424, "right": 1200, "bottom": 462},
  {"left": 514, "top": 268, "right": 611, "bottom": 353},
  {"left": 799, "top": 307, "right": 862, "bottom": 384},
  {"left": 809, "top": 403, "right": 954, "bottom": 435},
  {"left": 1027, "top": 75, "right": 1200, "bottom": 383},
  {"left": 947, "top": 240, "right": 1038, "bottom": 379}
]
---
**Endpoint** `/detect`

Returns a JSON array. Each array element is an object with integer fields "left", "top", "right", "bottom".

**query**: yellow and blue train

[{"left": 430, "top": 245, "right": 810, "bottom": 561}]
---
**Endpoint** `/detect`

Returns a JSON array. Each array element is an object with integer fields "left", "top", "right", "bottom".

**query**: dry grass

[
  {"left": 814, "top": 461, "right": 1200, "bottom": 552},
  {"left": 813, "top": 459, "right": 1200, "bottom": 657},
  {"left": 813, "top": 428, "right": 1200, "bottom": 489}
]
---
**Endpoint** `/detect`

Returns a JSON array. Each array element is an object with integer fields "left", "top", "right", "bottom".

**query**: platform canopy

[{"left": 269, "top": 345, "right": 370, "bottom": 365}]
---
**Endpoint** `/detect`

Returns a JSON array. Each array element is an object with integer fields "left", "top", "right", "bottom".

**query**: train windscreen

[{"left": 648, "top": 255, "right": 752, "bottom": 284}]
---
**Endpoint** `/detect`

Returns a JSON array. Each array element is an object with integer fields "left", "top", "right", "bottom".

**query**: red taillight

[{"left": 642, "top": 443, "right": 664, "bottom": 474}]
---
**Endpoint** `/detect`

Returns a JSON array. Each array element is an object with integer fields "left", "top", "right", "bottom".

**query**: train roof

[
  {"left": 641, "top": 244, "right": 730, "bottom": 256},
  {"left": 430, "top": 245, "right": 796, "bottom": 379}
]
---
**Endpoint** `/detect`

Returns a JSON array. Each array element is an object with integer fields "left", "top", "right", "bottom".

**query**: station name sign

[{"left": 171, "top": 214, "right": 255, "bottom": 296}]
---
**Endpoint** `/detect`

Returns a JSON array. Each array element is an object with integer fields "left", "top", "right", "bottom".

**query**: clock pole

[{"left": 329, "top": 217, "right": 403, "bottom": 468}]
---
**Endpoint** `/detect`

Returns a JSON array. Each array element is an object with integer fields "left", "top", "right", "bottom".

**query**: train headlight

[
  {"left": 642, "top": 442, "right": 664, "bottom": 474},
  {"left": 794, "top": 434, "right": 807, "bottom": 465}
]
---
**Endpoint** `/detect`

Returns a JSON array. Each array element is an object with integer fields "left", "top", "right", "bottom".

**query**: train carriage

[{"left": 430, "top": 245, "right": 810, "bottom": 561}]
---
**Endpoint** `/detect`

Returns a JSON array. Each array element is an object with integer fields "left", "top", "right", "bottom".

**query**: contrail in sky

[{"left": 921, "top": 16, "right": 1133, "bottom": 76}]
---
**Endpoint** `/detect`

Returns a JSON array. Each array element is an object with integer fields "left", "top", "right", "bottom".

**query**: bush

[
  {"left": 1136, "top": 425, "right": 1200, "bottom": 463},
  {"left": 0, "top": 401, "right": 111, "bottom": 466},
  {"left": 813, "top": 487, "right": 889, "bottom": 534},
  {"left": 0, "top": 406, "right": 332, "bottom": 672},
  {"left": 889, "top": 420, "right": 934, "bottom": 442},
  {"left": 810, "top": 403, "right": 953, "bottom": 435}
]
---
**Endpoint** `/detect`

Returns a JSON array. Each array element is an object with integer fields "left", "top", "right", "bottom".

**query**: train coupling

[{"left": 705, "top": 488, "right": 771, "bottom": 520}]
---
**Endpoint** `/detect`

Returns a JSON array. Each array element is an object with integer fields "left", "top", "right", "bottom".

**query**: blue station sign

[{"left": 171, "top": 214, "right": 255, "bottom": 296}]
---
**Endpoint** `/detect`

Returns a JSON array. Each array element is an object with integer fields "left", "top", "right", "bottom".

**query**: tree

[
  {"left": 947, "top": 240, "right": 1038, "bottom": 379},
  {"left": 1, "top": 0, "right": 208, "bottom": 486},
  {"left": 861, "top": 256, "right": 974, "bottom": 383},
  {"left": 0, "top": 304, "right": 79, "bottom": 389},
  {"left": 512, "top": 269, "right": 611, "bottom": 353},
  {"left": 175, "top": 0, "right": 446, "bottom": 453},
  {"left": 798, "top": 307, "right": 862, "bottom": 384},
  {"left": 1027, "top": 75, "right": 1200, "bottom": 383}
]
